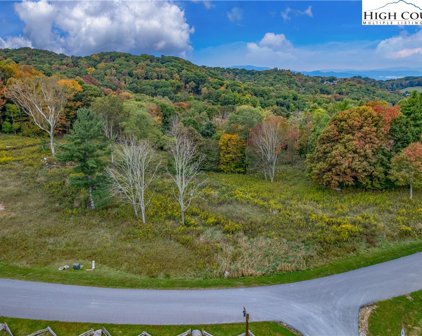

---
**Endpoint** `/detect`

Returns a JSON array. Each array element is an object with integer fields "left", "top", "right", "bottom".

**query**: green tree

[
  {"left": 91, "top": 95, "right": 126, "bottom": 140},
  {"left": 398, "top": 92, "right": 422, "bottom": 144},
  {"left": 390, "top": 142, "right": 422, "bottom": 200},
  {"left": 122, "top": 100, "right": 162, "bottom": 144},
  {"left": 298, "top": 107, "right": 331, "bottom": 155},
  {"left": 227, "top": 105, "right": 263, "bottom": 139},
  {"left": 1, "top": 103, "right": 21, "bottom": 134},
  {"left": 58, "top": 108, "right": 109, "bottom": 209},
  {"left": 390, "top": 115, "right": 414, "bottom": 153}
]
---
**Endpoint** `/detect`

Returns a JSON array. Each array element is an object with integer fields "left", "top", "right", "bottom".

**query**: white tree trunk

[
  {"left": 250, "top": 117, "right": 288, "bottom": 183},
  {"left": 410, "top": 183, "right": 413, "bottom": 200},
  {"left": 7, "top": 76, "right": 66, "bottom": 157},
  {"left": 49, "top": 126, "right": 55, "bottom": 157},
  {"left": 87, "top": 177, "right": 95, "bottom": 210},
  {"left": 169, "top": 123, "right": 205, "bottom": 225},
  {"left": 108, "top": 138, "right": 159, "bottom": 223}
]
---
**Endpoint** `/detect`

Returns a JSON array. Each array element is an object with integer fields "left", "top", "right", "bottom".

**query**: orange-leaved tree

[{"left": 308, "top": 106, "right": 390, "bottom": 189}]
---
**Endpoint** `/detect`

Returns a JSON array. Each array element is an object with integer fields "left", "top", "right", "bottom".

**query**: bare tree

[
  {"left": 108, "top": 137, "right": 159, "bottom": 223},
  {"left": 169, "top": 124, "right": 205, "bottom": 225},
  {"left": 7, "top": 76, "right": 67, "bottom": 156},
  {"left": 249, "top": 116, "right": 288, "bottom": 182}
]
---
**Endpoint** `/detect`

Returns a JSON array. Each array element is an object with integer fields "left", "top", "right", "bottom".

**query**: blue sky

[{"left": 0, "top": 0, "right": 421, "bottom": 71}]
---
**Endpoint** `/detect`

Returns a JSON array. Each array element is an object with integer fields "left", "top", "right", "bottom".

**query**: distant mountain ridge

[
  {"left": 302, "top": 69, "right": 422, "bottom": 80},
  {"left": 229, "top": 65, "right": 271, "bottom": 71},
  {"left": 229, "top": 66, "right": 422, "bottom": 80}
]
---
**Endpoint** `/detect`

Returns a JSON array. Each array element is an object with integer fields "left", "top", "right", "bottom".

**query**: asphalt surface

[{"left": 1, "top": 253, "right": 422, "bottom": 336}]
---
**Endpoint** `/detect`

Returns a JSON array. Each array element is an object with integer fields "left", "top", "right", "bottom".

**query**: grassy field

[
  {"left": 0, "top": 134, "right": 422, "bottom": 288},
  {"left": 0, "top": 317, "right": 297, "bottom": 336},
  {"left": 401, "top": 86, "right": 422, "bottom": 93},
  {"left": 368, "top": 290, "right": 422, "bottom": 336}
]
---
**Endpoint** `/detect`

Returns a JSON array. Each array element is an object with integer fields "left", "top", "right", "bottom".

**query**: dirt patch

[
  {"left": 0, "top": 203, "right": 4, "bottom": 211},
  {"left": 359, "top": 304, "right": 377, "bottom": 336}
]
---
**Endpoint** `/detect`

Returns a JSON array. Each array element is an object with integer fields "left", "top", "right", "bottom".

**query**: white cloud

[
  {"left": 376, "top": 29, "right": 422, "bottom": 59},
  {"left": 281, "top": 6, "right": 313, "bottom": 21},
  {"left": 12, "top": 0, "right": 193, "bottom": 56},
  {"left": 0, "top": 36, "right": 33, "bottom": 49},
  {"left": 227, "top": 7, "right": 243, "bottom": 23},
  {"left": 245, "top": 33, "right": 295, "bottom": 66},
  {"left": 192, "top": 0, "right": 213, "bottom": 10},
  {"left": 281, "top": 8, "right": 292, "bottom": 21},
  {"left": 304, "top": 6, "right": 313, "bottom": 18},
  {"left": 255, "top": 32, "right": 292, "bottom": 51},
  {"left": 194, "top": 30, "right": 422, "bottom": 71},
  {"left": 14, "top": 0, "right": 59, "bottom": 51}
]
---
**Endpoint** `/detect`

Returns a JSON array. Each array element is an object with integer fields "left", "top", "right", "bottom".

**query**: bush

[
  {"left": 1, "top": 121, "right": 13, "bottom": 133},
  {"left": 21, "top": 121, "right": 45, "bottom": 137}
]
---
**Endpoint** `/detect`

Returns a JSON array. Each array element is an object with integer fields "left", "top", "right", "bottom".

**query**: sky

[{"left": 0, "top": 0, "right": 421, "bottom": 71}]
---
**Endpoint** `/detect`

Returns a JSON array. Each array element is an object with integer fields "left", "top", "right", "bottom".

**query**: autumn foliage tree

[
  {"left": 219, "top": 133, "right": 246, "bottom": 173},
  {"left": 365, "top": 101, "right": 400, "bottom": 134},
  {"left": 56, "top": 78, "right": 83, "bottom": 133},
  {"left": 0, "top": 60, "right": 41, "bottom": 82},
  {"left": 249, "top": 116, "right": 288, "bottom": 182},
  {"left": 390, "top": 141, "right": 422, "bottom": 200},
  {"left": 308, "top": 106, "right": 390, "bottom": 189}
]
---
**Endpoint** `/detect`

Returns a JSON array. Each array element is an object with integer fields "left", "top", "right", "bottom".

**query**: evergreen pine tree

[{"left": 58, "top": 108, "right": 109, "bottom": 209}]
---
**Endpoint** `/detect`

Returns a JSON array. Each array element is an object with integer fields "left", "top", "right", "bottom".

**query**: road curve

[{"left": 1, "top": 253, "right": 422, "bottom": 336}]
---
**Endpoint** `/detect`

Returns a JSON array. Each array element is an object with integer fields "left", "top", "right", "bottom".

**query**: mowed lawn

[
  {"left": 368, "top": 290, "right": 422, "bottom": 336},
  {"left": 0, "top": 134, "right": 422, "bottom": 288},
  {"left": 0, "top": 317, "right": 297, "bottom": 336}
]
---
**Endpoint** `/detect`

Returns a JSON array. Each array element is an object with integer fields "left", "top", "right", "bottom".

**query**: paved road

[{"left": 1, "top": 253, "right": 422, "bottom": 336}]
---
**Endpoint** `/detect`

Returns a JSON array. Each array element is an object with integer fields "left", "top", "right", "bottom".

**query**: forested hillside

[{"left": 0, "top": 48, "right": 406, "bottom": 113}]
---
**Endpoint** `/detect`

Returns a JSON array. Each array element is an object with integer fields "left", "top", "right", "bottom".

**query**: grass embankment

[
  {"left": 0, "top": 317, "right": 297, "bottom": 336},
  {"left": 0, "top": 134, "right": 422, "bottom": 289},
  {"left": 1, "top": 241, "right": 422, "bottom": 289},
  {"left": 368, "top": 290, "right": 422, "bottom": 336}
]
